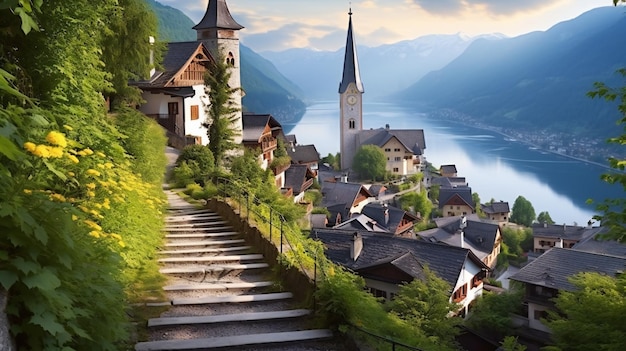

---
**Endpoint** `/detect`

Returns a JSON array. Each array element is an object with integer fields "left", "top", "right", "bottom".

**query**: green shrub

[{"left": 173, "top": 145, "right": 214, "bottom": 185}]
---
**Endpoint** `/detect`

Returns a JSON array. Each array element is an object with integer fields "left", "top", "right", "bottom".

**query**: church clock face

[{"left": 347, "top": 95, "right": 357, "bottom": 105}]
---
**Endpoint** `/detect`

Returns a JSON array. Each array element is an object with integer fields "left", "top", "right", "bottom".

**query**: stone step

[
  {"left": 172, "top": 292, "right": 293, "bottom": 306},
  {"left": 163, "top": 281, "right": 273, "bottom": 291},
  {"left": 147, "top": 309, "right": 311, "bottom": 327},
  {"left": 135, "top": 329, "right": 333, "bottom": 351},
  {"left": 158, "top": 246, "right": 251, "bottom": 255},
  {"left": 159, "top": 263, "right": 269, "bottom": 274},
  {"left": 163, "top": 221, "right": 230, "bottom": 229},
  {"left": 165, "top": 232, "right": 239, "bottom": 239},
  {"left": 158, "top": 254, "right": 263, "bottom": 264},
  {"left": 167, "top": 209, "right": 214, "bottom": 216},
  {"left": 164, "top": 239, "right": 245, "bottom": 247},
  {"left": 165, "top": 214, "right": 220, "bottom": 221}
]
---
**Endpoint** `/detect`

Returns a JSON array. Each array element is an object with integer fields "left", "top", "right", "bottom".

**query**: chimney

[
  {"left": 385, "top": 124, "right": 390, "bottom": 130},
  {"left": 460, "top": 230, "right": 465, "bottom": 249},
  {"left": 350, "top": 232, "right": 363, "bottom": 261},
  {"left": 459, "top": 215, "right": 467, "bottom": 230},
  {"left": 149, "top": 36, "right": 156, "bottom": 78},
  {"left": 555, "top": 237, "right": 563, "bottom": 248},
  {"left": 341, "top": 173, "right": 348, "bottom": 183},
  {"left": 587, "top": 220, "right": 593, "bottom": 229},
  {"left": 383, "top": 204, "right": 389, "bottom": 225}
]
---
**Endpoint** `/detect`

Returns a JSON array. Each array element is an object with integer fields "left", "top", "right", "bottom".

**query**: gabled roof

[
  {"left": 321, "top": 181, "right": 374, "bottom": 209},
  {"left": 432, "top": 176, "right": 467, "bottom": 188},
  {"left": 242, "top": 113, "right": 282, "bottom": 143},
  {"left": 333, "top": 214, "right": 389, "bottom": 233},
  {"left": 440, "top": 164, "right": 458, "bottom": 175},
  {"left": 193, "top": 0, "right": 244, "bottom": 31},
  {"left": 287, "top": 145, "right": 320, "bottom": 164},
  {"left": 419, "top": 215, "right": 499, "bottom": 260},
  {"left": 481, "top": 201, "right": 510, "bottom": 214},
  {"left": 366, "top": 184, "right": 387, "bottom": 197},
  {"left": 358, "top": 128, "right": 426, "bottom": 156},
  {"left": 361, "top": 203, "right": 419, "bottom": 235},
  {"left": 509, "top": 248, "right": 626, "bottom": 291},
  {"left": 438, "top": 187, "right": 474, "bottom": 210},
  {"left": 284, "top": 164, "right": 315, "bottom": 195},
  {"left": 312, "top": 229, "right": 489, "bottom": 288},
  {"left": 532, "top": 223, "right": 603, "bottom": 241},
  {"left": 327, "top": 203, "right": 349, "bottom": 227},
  {"left": 134, "top": 42, "right": 212, "bottom": 89},
  {"left": 338, "top": 11, "right": 364, "bottom": 94},
  {"left": 572, "top": 228, "right": 626, "bottom": 258}
]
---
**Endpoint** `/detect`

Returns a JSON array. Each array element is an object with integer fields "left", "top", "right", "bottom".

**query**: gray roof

[
  {"left": 321, "top": 181, "right": 373, "bottom": 209},
  {"left": 419, "top": 215, "right": 499, "bottom": 260},
  {"left": 284, "top": 164, "right": 314, "bottom": 195},
  {"left": 509, "top": 248, "right": 626, "bottom": 291},
  {"left": 361, "top": 203, "right": 419, "bottom": 235},
  {"left": 242, "top": 114, "right": 282, "bottom": 143},
  {"left": 367, "top": 184, "right": 387, "bottom": 197},
  {"left": 333, "top": 214, "right": 389, "bottom": 232},
  {"left": 135, "top": 42, "right": 209, "bottom": 89},
  {"left": 338, "top": 12, "right": 364, "bottom": 94},
  {"left": 287, "top": 145, "right": 320, "bottom": 164},
  {"left": 440, "top": 164, "right": 457, "bottom": 175},
  {"left": 312, "top": 229, "right": 488, "bottom": 287},
  {"left": 531, "top": 223, "right": 603, "bottom": 241},
  {"left": 193, "top": 0, "right": 244, "bottom": 30},
  {"left": 438, "top": 186, "right": 474, "bottom": 210},
  {"left": 481, "top": 201, "right": 510, "bottom": 214},
  {"left": 571, "top": 228, "right": 626, "bottom": 258},
  {"left": 358, "top": 128, "right": 426, "bottom": 155}
]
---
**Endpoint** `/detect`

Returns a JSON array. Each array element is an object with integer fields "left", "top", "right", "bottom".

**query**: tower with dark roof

[
  {"left": 194, "top": 0, "right": 244, "bottom": 144},
  {"left": 339, "top": 8, "right": 364, "bottom": 170}
]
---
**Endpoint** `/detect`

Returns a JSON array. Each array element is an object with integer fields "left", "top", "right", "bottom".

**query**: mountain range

[
  {"left": 399, "top": 6, "right": 626, "bottom": 139},
  {"left": 146, "top": 0, "right": 306, "bottom": 125}
]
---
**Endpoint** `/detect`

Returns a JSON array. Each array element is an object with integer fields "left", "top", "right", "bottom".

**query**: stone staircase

[{"left": 135, "top": 191, "right": 338, "bottom": 351}]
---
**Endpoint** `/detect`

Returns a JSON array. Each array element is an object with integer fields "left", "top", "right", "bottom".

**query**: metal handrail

[{"left": 348, "top": 324, "right": 426, "bottom": 351}]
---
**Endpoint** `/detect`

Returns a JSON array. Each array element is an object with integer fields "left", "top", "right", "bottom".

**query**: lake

[{"left": 282, "top": 101, "right": 618, "bottom": 225}]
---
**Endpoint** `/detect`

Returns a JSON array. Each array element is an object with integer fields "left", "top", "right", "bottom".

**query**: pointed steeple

[
  {"left": 339, "top": 8, "right": 364, "bottom": 94},
  {"left": 193, "top": 0, "right": 244, "bottom": 31}
]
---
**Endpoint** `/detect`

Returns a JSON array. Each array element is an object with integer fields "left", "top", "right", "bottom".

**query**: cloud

[
  {"left": 412, "top": 0, "right": 556, "bottom": 16},
  {"left": 243, "top": 23, "right": 344, "bottom": 52}
]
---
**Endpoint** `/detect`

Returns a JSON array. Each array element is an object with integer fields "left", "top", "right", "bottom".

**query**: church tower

[
  {"left": 194, "top": 0, "right": 244, "bottom": 144},
  {"left": 339, "top": 8, "right": 364, "bottom": 171}
]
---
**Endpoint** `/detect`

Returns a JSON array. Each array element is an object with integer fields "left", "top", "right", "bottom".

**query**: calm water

[{"left": 283, "top": 101, "right": 618, "bottom": 225}]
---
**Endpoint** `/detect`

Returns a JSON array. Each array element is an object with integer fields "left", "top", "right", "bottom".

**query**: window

[
  {"left": 168, "top": 102, "right": 179, "bottom": 116},
  {"left": 190, "top": 105, "right": 199, "bottom": 120},
  {"left": 348, "top": 119, "right": 356, "bottom": 129},
  {"left": 384, "top": 148, "right": 391, "bottom": 152},
  {"left": 394, "top": 157, "right": 401, "bottom": 162},
  {"left": 394, "top": 148, "right": 401, "bottom": 152},
  {"left": 393, "top": 168, "right": 399, "bottom": 173},
  {"left": 369, "top": 287, "right": 387, "bottom": 299},
  {"left": 453, "top": 284, "right": 467, "bottom": 302},
  {"left": 534, "top": 309, "right": 548, "bottom": 320},
  {"left": 471, "top": 274, "right": 482, "bottom": 288}
]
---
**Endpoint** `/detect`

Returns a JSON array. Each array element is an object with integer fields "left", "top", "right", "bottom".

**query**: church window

[
  {"left": 227, "top": 52, "right": 235, "bottom": 66},
  {"left": 348, "top": 119, "right": 356, "bottom": 129}
]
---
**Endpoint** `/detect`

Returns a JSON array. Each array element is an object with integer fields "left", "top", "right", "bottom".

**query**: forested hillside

[
  {"left": 399, "top": 7, "right": 626, "bottom": 139},
  {"left": 146, "top": 0, "right": 307, "bottom": 127}
]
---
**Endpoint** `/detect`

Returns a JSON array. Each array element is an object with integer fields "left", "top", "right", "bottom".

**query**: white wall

[
  {"left": 452, "top": 259, "right": 484, "bottom": 316},
  {"left": 183, "top": 84, "right": 209, "bottom": 145}
]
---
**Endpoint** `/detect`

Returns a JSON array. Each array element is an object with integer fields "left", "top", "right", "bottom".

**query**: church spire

[
  {"left": 193, "top": 0, "right": 244, "bottom": 31},
  {"left": 339, "top": 8, "right": 364, "bottom": 94}
]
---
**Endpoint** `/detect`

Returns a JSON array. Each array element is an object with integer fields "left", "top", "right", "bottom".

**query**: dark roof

[
  {"left": 242, "top": 114, "right": 282, "bottom": 143},
  {"left": 135, "top": 42, "right": 209, "bottom": 89},
  {"left": 321, "top": 181, "right": 373, "bottom": 209},
  {"left": 509, "top": 248, "right": 626, "bottom": 291},
  {"left": 481, "top": 201, "right": 510, "bottom": 214},
  {"left": 419, "top": 215, "right": 499, "bottom": 260},
  {"left": 338, "top": 11, "right": 364, "bottom": 94},
  {"left": 287, "top": 145, "right": 320, "bottom": 164},
  {"left": 284, "top": 164, "right": 315, "bottom": 195},
  {"left": 572, "top": 228, "right": 626, "bottom": 258},
  {"left": 312, "top": 229, "right": 488, "bottom": 287},
  {"left": 358, "top": 128, "right": 426, "bottom": 155},
  {"left": 327, "top": 203, "right": 349, "bottom": 227},
  {"left": 361, "top": 203, "right": 419, "bottom": 234},
  {"left": 367, "top": 184, "right": 387, "bottom": 196},
  {"left": 193, "top": 0, "right": 244, "bottom": 30},
  {"left": 531, "top": 223, "right": 603, "bottom": 241},
  {"left": 440, "top": 164, "right": 457, "bottom": 175},
  {"left": 438, "top": 186, "right": 474, "bottom": 210},
  {"left": 284, "top": 134, "right": 297, "bottom": 145},
  {"left": 333, "top": 214, "right": 389, "bottom": 233}
]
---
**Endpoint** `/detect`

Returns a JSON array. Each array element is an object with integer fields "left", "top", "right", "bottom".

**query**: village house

[
  {"left": 287, "top": 144, "right": 320, "bottom": 180},
  {"left": 418, "top": 215, "right": 502, "bottom": 268},
  {"left": 440, "top": 164, "right": 458, "bottom": 178},
  {"left": 532, "top": 222, "right": 604, "bottom": 254},
  {"left": 321, "top": 181, "right": 375, "bottom": 224},
  {"left": 481, "top": 201, "right": 510, "bottom": 223},
  {"left": 509, "top": 247, "right": 626, "bottom": 333},
  {"left": 312, "top": 229, "right": 490, "bottom": 317},
  {"left": 438, "top": 186, "right": 475, "bottom": 217},
  {"left": 333, "top": 203, "right": 420, "bottom": 238}
]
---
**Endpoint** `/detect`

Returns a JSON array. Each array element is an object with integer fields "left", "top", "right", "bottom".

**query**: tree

[
  {"left": 473, "top": 192, "right": 484, "bottom": 217},
  {"left": 510, "top": 196, "right": 535, "bottom": 227},
  {"left": 537, "top": 211, "right": 555, "bottom": 225},
  {"left": 321, "top": 152, "right": 340, "bottom": 170},
  {"left": 352, "top": 144, "right": 386, "bottom": 180},
  {"left": 386, "top": 267, "right": 461, "bottom": 347},
  {"left": 203, "top": 50, "right": 241, "bottom": 168},
  {"left": 545, "top": 272, "right": 626, "bottom": 351},
  {"left": 465, "top": 289, "right": 523, "bottom": 336},
  {"left": 399, "top": 189, "right": 432, "bottom": 221}
]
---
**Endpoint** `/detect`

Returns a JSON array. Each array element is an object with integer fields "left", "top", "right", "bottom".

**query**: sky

[{"left": 159, "top": 0, "right": 618, "bottom": 52}]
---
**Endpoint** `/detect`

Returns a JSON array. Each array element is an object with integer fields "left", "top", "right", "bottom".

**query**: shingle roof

[
  {"left": 242, "top": 114, "right": 282, "bottom": 143},
  {"left": 333, "top": 214, "right": 389, "bottom": 232},
  {"left": 134, "top": 42, "right": 208, "bottom": 89},
  {"left": 440, "top": 164, "right": 457, "bottom": 175},
  {"left": 338, "top": 12, "right": 364, "bottom": 94},
  {"left": 531, "top": 223, "right": 603, "bottom": 241},
  {"left": 438, "top": 187, "right": 474, "bottom": 210},
  {"left": 361, "top": 203, "right": 418, "bottom": 234},
  {"left": 287, "top": 145, "right": 320, "bottom": 164},
  {"left": 358, "top": 128, "right": 426, "bottom": 155},
  {"left": 284, "top": 164, "right": 314, "bottom": 195},
  {"left": 482, "top": 201, "right": 510, "bottom": 214},
  {"left": 312, "top": 229, "right": 488, "bottom": 287},
  {"left": 321, "top": 181, "right": 373, "bottom": 209},
  {"left": 509, "top": 248, "right": 626, "bottom": 291},
  {"left": 571, "top": 228, "right": 626, "bottom": 258},
  {"left": 193, "top": 0, "right": 244, "bottom": 30}
]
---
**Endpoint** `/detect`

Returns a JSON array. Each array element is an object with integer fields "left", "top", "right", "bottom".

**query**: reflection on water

[{"left": 285, "top": 102, "right": 617, "bottom": 225}]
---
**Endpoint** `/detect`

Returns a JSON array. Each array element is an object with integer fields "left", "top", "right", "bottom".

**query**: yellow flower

[
  {"left": 104, "top": 162, "right": 113, "bottom": 169},
  {"left": 33, "top": 144, "right": 51, "bottom": 158},
  {"left": 89, "top": 231, "right": 101, "bottom": 238},
  {"left": 97, "top": 163, "right": 105, "bottom": 169},
  {"left": 67, "top": 154, "right": 79, "bottom": 164},
  {"left": 68, "top": 171, "right": 75, "bottom": 177},
  {"left": 71, "top": 215, "right": 78, "bottom": 221},
  {"left": 96, "top": 152, "right": 106, "bottom": 158},
  {"left": 87, "top": 191, "right": 96, "bottom": 198},
  {"left": 82, "top": 148, "right": 94, "bottom": 156},
  {"left": 86, "top": 169, "right": 100, "bottom": 177},
  {"left": 63, "top": 125, "right": 73, "bottom": 131},
  {"left": 23, "top": 189, "right": 32, "bottom": 194},
  {"left": 23, "top": 142, "right": 36, "bottom": 153},
  {"left": 86, "top": 182, "right": 96, "bottom": 190},
  {"left": 48, "top": 147, "right": 64, "bottom": 158},
  {"left": 118, "top": 241, "right": 126, "bottom": 248},
  {"left": 46, "top": 131, "right": 67, "bottom": 148},
  {"left": 110, "top": 233, "right": 122, "bottom": 241},
  {"left": 49, "top": 193, "right": 66, "bottom": 202},
  {"left": 84, "top": 220, "right": 102, "bottom": 231}
]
